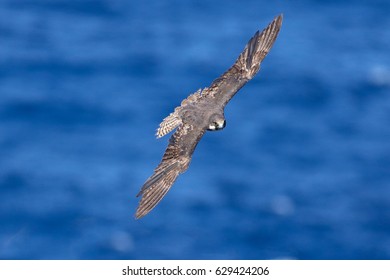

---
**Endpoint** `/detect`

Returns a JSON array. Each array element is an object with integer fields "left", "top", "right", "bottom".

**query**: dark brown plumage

[{"left": 136, "top": 14, "right": 283, "bottom": 219}]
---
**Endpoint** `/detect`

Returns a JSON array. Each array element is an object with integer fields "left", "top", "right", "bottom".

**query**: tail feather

[{"left": 156, "top": 113, "right": 181, "bottom": 138}]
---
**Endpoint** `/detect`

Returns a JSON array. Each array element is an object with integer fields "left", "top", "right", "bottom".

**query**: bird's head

[{"left": 207, "top": 113, "right": 226, "bottom": 131}]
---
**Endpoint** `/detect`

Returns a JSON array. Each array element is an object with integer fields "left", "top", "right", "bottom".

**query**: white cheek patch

[{"left": 217, "top": 121, "right": 225, "bottom": 129}]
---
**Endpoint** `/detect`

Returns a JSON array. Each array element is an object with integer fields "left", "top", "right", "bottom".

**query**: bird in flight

[{"left": 135, "top": 14, "right": 283, "bottom": 219}]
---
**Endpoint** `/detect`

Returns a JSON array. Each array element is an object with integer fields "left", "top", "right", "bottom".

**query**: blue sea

[{"left": 1, "top": 0, "right": 390, "bottom": 259}]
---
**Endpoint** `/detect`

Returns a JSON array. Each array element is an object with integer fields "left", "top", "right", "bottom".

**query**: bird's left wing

[
  {"left": 135, "top": 123, "right": 206, "bottom": 219},
  {"left": 204, "top": 14, "right": 283, "bottom": 107}
]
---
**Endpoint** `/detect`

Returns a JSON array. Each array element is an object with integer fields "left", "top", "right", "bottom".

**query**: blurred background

[{"left": 1, "top": 0, "right": 390, "bottom": 259}]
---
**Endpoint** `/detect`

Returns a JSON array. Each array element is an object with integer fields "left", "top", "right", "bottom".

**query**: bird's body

[{"left": 136, "top": 14, "right": 283, "bottom": 219}]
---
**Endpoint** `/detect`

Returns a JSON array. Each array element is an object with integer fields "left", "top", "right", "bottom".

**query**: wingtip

[
  {"left": 135, "top": 199, "right": 150, "bottom": 219},
  {"left": 276, "top": 14, "right": 283, "bottom": 25},
  {"left": 271, "top": 14, "right": 283, "bottom": 28},
  {"left": 134, "top": 211, "right": 144, "bottom": 219},
  {"left": 252, "top": 14, "right": 283, "bottom": 37},
  {"left": 135, "top": 162, "right": 181, "bottom": 219}
]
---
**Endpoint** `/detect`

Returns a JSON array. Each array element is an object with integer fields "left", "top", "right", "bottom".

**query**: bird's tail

[
  {"left": 135, "top": 162, "right": 180, "bottom": 219},
  {"left": 237, "top": 14, "right": 283, "bottom": 79}
]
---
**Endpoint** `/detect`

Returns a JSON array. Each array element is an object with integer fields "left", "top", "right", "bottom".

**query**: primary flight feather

[{"left": 136, "top": 14, "right": 283, "bottom": 219}]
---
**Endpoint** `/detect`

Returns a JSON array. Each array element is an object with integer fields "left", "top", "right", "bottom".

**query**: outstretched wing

[
  {"left": 204, "top": 14, "right": 283, "bottom": 107},
  {"left": 135, "top": 124, "right": 206, "bottom": 219}
]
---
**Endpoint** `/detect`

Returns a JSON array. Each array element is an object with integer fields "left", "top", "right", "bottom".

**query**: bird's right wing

[
  {"left": 204, "top": 14, "right": 283, "bottom": 107},
  {"left": 135, "top": 123, "right": 206, "bottom": 219}
]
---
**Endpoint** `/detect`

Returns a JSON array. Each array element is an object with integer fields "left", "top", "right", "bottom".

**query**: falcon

[{"left": 136, "top": 14, "right": 283, "bottom": 218}]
